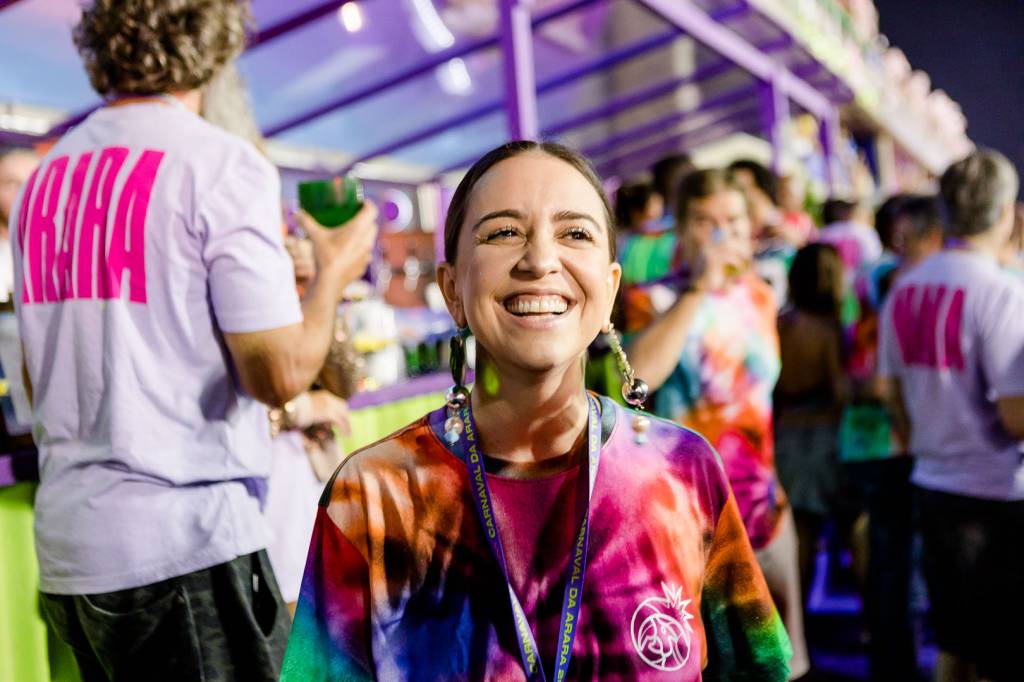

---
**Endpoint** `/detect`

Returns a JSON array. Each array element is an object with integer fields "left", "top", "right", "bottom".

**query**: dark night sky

[{"left": 876, "top": 0, "right": 1024, "bottom": 180}]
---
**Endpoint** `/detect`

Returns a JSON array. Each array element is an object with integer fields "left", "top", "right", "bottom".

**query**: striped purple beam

[
  {"left": 710, "top": 1, "right": 750, "bottom": 23},
  {"left": 543, "top": 57, "right": 735, "bottom": 137},
  {"left": 247, "top": 0, "right": 352, "bottom": 49},
  {"left": 597, "top": 112, "right": 760, "bottom": 177},
  {"left": 264, "top": 0, "right": 599, "bottom": 137},
  {"left": 581, "top": 83, "right": 758, "bottom": 159},
  {"left": 0, "top": 128, "right": 46, "bottom": 146},
  {"left": 343, "top": 29, "right": 691, "bottom": 174},
  {"left": 499, "top": 0, "right": 539, "bottom": 139},
  {"left": 434, "top": 55, "right": 734, "bottom": 176},
  {"left": 594, "top": 105, "right": 760, "bottom": 168},
  {"left": 634, "top": 0, "right": 831, "bottom": 119}
]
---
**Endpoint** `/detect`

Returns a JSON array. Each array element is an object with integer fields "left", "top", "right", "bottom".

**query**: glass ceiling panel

[
  {"left": 239, "top": 0, "right": 501, "bottom": 133},
  {"left": 271, "top": 42, "right": 505, "bottom": 165},
  {"left": 0, "top": 0, "right": 96, "bottom": 111}
]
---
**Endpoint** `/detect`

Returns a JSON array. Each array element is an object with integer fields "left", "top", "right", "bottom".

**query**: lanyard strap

[{"left": 452, "top": 395, "right": 602, "bottom": 682}]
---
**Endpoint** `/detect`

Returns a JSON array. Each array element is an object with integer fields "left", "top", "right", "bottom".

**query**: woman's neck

[{"left": 469, "top": 354, "right": 590, "bottom": 465}]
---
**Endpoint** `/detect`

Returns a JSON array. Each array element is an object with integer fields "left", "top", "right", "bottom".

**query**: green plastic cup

[{"left": 298, "top": 176, "right": 364, "bottom": 228}]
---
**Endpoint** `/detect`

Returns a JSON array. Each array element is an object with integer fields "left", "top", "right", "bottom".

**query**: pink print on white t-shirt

[
  {"left": 890, "top": 284, "right": 965, "bottom": 371},
  {"left": 18, "top": 147, "right": 165, "bottom": 305}
]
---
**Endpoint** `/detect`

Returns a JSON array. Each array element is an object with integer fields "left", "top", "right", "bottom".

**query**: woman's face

[
  {"left": 682, "top": 189, "right": 753, "bottom": 277},
  {"left": 439, "top": 152, "right": 621, "bottom": 376}
]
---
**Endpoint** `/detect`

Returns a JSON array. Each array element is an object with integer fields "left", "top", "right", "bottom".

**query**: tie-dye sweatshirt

[
  {"left": 281, "top": 396, "right": 791, "bottom": 681},
  {"left": 651, "top": 273, "right": 784, "bottom": 550}
]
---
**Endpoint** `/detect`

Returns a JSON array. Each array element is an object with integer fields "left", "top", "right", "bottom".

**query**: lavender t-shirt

[
  {"left": 10, "top": 102, "right": 302, "bottom": 594},
  {"left": 878, "top": 250, "right": 1024, "bottom": 500},
  {"left": 818, "top": 221, "right": 883, "bottom": 274}
]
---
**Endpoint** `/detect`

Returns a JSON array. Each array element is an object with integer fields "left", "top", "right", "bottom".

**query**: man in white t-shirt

[
  {"left": 9, "top": 2, "right": 377, "bottom": 679},
  {"left": 818, "top": 198, "right": 883, "bottom": 275},
  {"left": 878, "top": 149, "right": 1024, "bottom": 682}
]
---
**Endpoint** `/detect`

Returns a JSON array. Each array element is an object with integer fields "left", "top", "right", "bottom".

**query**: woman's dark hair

[
  {"left": 897, "top": 195, "right": 942, "bottom": 242},
  {"left": 651, "top": 153, "right": 695, "bottom": 216},
  {"left": 788, "top": 243, "right": 844, "bottom": 318},
  {"left": 940, "top": 149, "right": 1019, "bottom": 237},
  {"left": 443, "top": 141, "right": 615, "bottom": 264},
  {"left": 727, "top": 159, "right": 777, "bottom": 204},
  {"left": 614, "top": 181, "right": 656, "bottom": 230},
  {"left": 74, "top": 0, "right": 249, "bottom": 96},
  {"left": 822, "top": 198, "right": 857, "bottom": 226},
  {"left": 675, "top": 168, "right": 745, "bottom": 227},
  {"left": 874, "top": 194, "right": 909, "bottom": 251}
]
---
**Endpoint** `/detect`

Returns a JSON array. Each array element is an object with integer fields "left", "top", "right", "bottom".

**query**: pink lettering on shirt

[
  {"left": 57, "top": 152, "right": 94, "bottom": 298},
  {"left": 25, "top": 156, "right": 68, "bottom": 303},
  {"left": 77, "top": 147, "right": 129, "bottom": 299},
  {"left": 16, "top": 167, "right": 39, "bottom": 254},
  {"left": 942, "top": 289, "right": 965, "bottom": 371},
  {"left": 891, "top": 284, "right": 966, "bottom": 370},
  {"left": 107, "top": 150, "right": 164, "bottom": 303},
  {"left": 21, "top": 147, "right": 163, "bottom": 305}
]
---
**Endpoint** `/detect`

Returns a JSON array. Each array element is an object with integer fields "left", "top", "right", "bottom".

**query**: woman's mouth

[{"left": 503, "top": 294, "right": 570, "bottom": 316}]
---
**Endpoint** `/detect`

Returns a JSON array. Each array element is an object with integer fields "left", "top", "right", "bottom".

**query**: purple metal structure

[
  {"left": 31, "top": 0, "right": 846, "bottom": 185},
  {"left": 499, "top": 0, "right": 540, "bottom": 139}
]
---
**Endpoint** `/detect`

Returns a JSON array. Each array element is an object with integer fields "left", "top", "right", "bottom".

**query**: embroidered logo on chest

[{"left": 630, "top": 582, "right": 695, "bottom": 672}]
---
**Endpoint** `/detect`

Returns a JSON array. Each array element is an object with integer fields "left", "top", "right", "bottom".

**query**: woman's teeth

[{"left": 504, "top": 295, "right": 569, "bottom": 315}]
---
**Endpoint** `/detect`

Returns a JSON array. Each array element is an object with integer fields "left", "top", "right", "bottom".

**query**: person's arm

[
  {"left": 875, "top": 375, "right": 910, "bottom": 449},
  {"left": 628, "top": 233, "right": 734, "bottom": 390},
  {"left": 874, "top": 292, "right": 911, "bottom": 450},
  {"left": 701, "top": 494, "right": 792, "bottom": 681},
  {"left": 281, "top": 486, "right": 375, "bottom": 681},
  {"left": 626, "top": 287, "right": 707, "bottom": 391},
  {"left": 20, "top": 344, "right": 31, "bottom": 407},
  {"left": 978, "top": 285, "right": 1024, "bottom": 440},
  {"left": 996, "top": 396, "right": 1024, "bottom": 440},
  {"left": 824, "top": 322, "right": 851, "bottom": 405},
  {"left": 223, "top": 205, "right": 377, "bottom": 407}
]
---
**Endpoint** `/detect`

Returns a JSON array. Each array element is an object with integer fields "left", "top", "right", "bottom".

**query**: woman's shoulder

[
  {"left": 319, "top": 410, "right": 462, "bottom": 508},
  {"left": 609, "top": 400, "right": 727, "bottom": 478}
]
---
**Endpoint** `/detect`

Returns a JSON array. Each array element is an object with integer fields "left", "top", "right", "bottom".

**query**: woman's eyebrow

[
  {"left": 552, "top": 210, "right": 601, "bottom": 229},
  {"left": 470, "top": 209, "right": 525, "bottom": 232}
]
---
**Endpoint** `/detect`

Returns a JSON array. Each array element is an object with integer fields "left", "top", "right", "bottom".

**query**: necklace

[{"left": 444, "top": 392, "right": 602, "bottom": 681}]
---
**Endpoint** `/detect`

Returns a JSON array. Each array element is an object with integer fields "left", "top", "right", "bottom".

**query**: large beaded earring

[
  {"left": 444, "top": 328, "right": 470, "bottom": 445},
  {"left": 605, "top": 323, "right": 651, "bottom": 444}
]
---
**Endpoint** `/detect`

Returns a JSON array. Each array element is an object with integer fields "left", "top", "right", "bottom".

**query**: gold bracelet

[{"left": 268, "top": 400, "right": 297, "bottom": 437}]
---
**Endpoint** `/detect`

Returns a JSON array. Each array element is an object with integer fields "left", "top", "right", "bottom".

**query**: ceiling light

[{"left": 338, "top": 2, "right": 363, "bottom": 33}]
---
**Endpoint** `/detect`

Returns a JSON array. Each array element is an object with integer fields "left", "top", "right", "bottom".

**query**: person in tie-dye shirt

[
  {"left": 281, "top": 142, "right": 791, "bottom": 681},
  {"left": 626, "top": 169, "right": 808, "bottom": 678}
]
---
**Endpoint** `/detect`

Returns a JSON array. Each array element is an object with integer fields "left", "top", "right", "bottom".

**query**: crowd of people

[
  {"left": 603, "top": 148, "right": 1024, "bottom": 682},
  {"left": 1, "top": 1, "right": 1022, "bottom": 682}
]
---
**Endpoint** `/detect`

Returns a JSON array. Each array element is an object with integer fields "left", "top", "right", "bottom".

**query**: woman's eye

[
  {"left": 564, "top": 227, "right": 593, "bottom": 241},
  {"left": 484, "top": 226, "right": 521, "bottom": 242}
]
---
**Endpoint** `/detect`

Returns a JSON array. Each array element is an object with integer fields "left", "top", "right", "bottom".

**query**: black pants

[
  {"left": 42, "top": 551, "right": 289, "bottom": 682},
  {"left": 917, "top": 486, "right": 1024, "bottom": 682},
  {"left": 858, "top": 458, "right": 917, "bottom": 681}
]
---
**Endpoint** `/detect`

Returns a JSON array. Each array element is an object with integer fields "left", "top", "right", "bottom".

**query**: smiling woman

[{"left": 280, "top": 142, "right": 793, "bottom": 682}]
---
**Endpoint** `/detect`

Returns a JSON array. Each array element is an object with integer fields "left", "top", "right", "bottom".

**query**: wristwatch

[{"left": 268, "top": 400, "right": 297, "bottom": 437}]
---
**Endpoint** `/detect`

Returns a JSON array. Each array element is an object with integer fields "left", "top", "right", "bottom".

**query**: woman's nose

[{"left": 515, "top": 231, "right": 562, "bottom": 277}]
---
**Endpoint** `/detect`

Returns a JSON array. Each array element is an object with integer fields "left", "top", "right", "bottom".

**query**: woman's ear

[
  {"left": 606, "top": 261, "right": 622, "bottom": 311},
  {"left": 436, "top": 262, "right": 467, "bottom": 327}
]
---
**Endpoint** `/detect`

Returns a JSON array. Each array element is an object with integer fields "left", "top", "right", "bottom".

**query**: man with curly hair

[{"left": 8, "top": 1, "right": 378, "bottom": 678}]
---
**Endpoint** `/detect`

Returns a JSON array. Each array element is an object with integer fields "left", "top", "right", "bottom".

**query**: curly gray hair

[
  {"left": 74, "top": 0, "right": 249, "bottom": 96},
  {"left": 940, "top": 149, "right": 1019, "bottom": 237}
]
